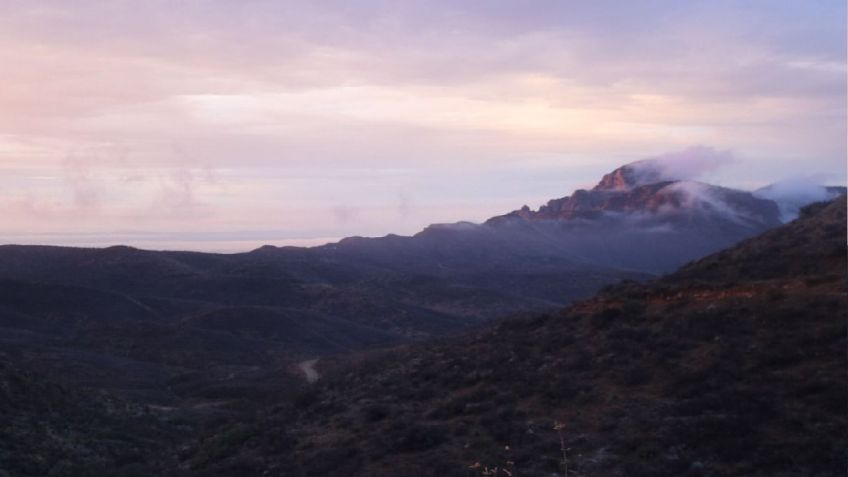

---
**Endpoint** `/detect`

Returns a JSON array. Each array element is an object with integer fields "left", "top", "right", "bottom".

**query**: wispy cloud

[{"left": 633, "top": 146, "right": 737, "bottom": 184}]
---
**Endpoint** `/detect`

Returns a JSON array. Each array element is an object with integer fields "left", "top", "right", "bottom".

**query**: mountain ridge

[
  {"left": 0, "top": 160, "right": 838, "bottom": 413},
  {"left": 181, "top": 195, "right": 846, "bottom": 477}
]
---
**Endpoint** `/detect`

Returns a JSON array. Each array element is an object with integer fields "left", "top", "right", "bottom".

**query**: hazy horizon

[{"left": 2, "top": 1, "right": 845, "bottom": 252}]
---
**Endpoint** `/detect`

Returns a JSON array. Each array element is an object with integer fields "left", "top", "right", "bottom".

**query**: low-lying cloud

[
  {"left": 630, "top": 146, "right": 736, "bottom": 185},
  {"left": 753, "top": 176, "right": 845, "bottom": 221}
]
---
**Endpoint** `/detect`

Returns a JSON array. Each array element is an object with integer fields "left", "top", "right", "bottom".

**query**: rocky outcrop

[{"left": 490, "top": 163, "right": 781, "bottom": 228}]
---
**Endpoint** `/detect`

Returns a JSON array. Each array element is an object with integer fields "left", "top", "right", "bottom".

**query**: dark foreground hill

[{"left": 181, "top": 197, "right": 847, "bottom": 477}]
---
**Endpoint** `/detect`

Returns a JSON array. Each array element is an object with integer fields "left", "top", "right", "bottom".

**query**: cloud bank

[
  {"left": 626, "top": 146, "right": 737, "bottom": 187},
  {"left": 0, "top": 1, "right": 845, "bottom": 250}
]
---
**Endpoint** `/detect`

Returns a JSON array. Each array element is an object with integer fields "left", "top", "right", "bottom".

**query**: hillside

[
  {"left": 0, "top": 159, "right": 792, "bottom": 408},
  {"left": 0, "top": 352, "right": 188, "bottom": 476},
  {"left": 183, "top": 197, "right": 847, "bottom": 476},
  {"left": 0, "top": 159, "right": 835, "bottom": 450}
]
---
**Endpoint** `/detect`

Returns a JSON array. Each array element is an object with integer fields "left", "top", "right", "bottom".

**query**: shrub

[
  {"left": 542, "top": 375, "right": 579, "bottom": 402},
  {"left": 390, "top": 422, "right": 448, "bottom": 452},
  {"left": 362, "top": 403, "right": 390, "bottom": 422},
  {"left": 591, "top": 307, "right": 622, "bottom": 329},
  {"left": 620, "top": 366, "right": 652, "bottom": 387},
  {"left": 304, "top": 445, "right": 362, "bottom": 476}
]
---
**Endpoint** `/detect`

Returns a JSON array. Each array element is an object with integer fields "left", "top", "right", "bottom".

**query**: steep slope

[{"left": 185, "top": 197, "right": 846, "bottom": 476}]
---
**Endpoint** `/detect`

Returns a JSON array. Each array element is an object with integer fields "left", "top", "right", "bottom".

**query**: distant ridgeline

[{"left": 0, "top": 159, "right": 840, "bottom": 407}]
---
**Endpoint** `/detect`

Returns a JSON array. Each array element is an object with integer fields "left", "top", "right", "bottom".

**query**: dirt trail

[{"left": 298, "top": 359, "right": 320, "bottom": 383}]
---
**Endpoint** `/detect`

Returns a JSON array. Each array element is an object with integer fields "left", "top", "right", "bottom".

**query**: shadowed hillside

[
  {"left": 182, "top": 197, "right": 846, "bottom": 476},
  {"left": 0, "top": 352, "right": 189, "bottom": 476}
]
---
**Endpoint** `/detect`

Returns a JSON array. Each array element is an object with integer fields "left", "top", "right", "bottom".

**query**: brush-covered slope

[
  {"left": 185, "top": 197, "right": 847, "bottom": 477},
  {"left": 0, "top": 352, "right": 187, "bottom": 477}
]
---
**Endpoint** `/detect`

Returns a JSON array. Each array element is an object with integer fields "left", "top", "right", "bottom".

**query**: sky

[{"left": 0, "top": 0, "right": 845, "bottom": 252}]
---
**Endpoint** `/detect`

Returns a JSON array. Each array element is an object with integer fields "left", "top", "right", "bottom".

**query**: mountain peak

[
  {"left": 490, "top": 178, "right": 780, "bottom": 228},
  {"left": 594, "top": 147, "right": 735, "bottom": 192},
  {"left": 593, "top": 160, "right": 663, "bottom": 191}
]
